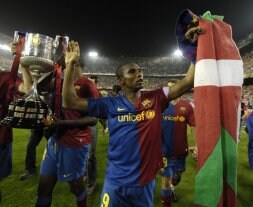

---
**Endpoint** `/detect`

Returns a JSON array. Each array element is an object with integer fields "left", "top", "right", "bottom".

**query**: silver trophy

[{"left": 1, "top": 32, "right": 69, "bottom": 128}]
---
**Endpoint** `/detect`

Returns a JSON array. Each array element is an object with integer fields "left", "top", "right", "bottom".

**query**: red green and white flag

[{"left": 194, "top": 12, "right": 244, "bottom": 207}]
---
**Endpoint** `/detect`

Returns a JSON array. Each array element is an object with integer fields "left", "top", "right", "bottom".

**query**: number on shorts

[
  {"left": 163, "top": 157, "right": 168, "bottom": 168},
  {"left": 101, "top": 193, "right": 110, "bottom": 207},
  {"left": 42, "top": 148, "right": 47, "bottom": 160}
]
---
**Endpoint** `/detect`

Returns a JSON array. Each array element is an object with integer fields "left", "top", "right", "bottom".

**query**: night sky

[{"left": 0, "top": 0, "right": 252, "bottom": 57}]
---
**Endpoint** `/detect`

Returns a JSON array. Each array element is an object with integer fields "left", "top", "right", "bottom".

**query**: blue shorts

[
  {"left": 40, "top": 136, "right": 90, "bottom": 182},
  {"left": 100, "top": 179, "right": 155, "bottom": 207},
  {"left": 0, "top": 143, "right": 12, "bottom": 180},
  {"left": 160, "top": 157, "right": 186, "bottom": 177},
  {"left": 249, "top": 133, "right": 253, "bottom": 169}
]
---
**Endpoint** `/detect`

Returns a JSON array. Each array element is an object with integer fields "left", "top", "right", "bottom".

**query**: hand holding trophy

[{"left": 1, "top": 32, "right": 69, "bottom": 128}]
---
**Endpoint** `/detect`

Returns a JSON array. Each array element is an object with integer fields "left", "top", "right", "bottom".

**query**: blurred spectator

[{"left": 245, "top": 112, "right": 253, "bottom": 169}]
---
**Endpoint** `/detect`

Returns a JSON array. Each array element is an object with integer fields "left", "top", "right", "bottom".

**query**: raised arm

[
  {"left": 62, "top": 41, "right": 88, "bottom": 113},
  {"left": 167, "top": 26, "right": 204, "bottom": 101},
  {"left": 167, "top": 62, "right": 195, "bottom": 101},
  {"left": 10, "top": 42, "right": 33, "bottom": 94}
]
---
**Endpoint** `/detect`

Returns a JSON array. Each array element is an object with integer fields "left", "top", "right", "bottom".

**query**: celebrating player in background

[
  {"left": 0, "top": 67, "right": 32, "bottom": 202},
  {"left": 62, "top": 28, "right": 201, "bottom": 207},
  {"left": 159, "top": 80, "right": 196, "bottom": 207},
  {"left": 35, "top": 57, "right": 100, "bottom": 207},
  {"left": 85, "top": 75, "right": 99, "bottom": 195},
  {"left": 10, "top": 41, "right": 50, "bottom": 181},
  {"left": 245, "top": 112, "right": 253, "bottom": 169}
]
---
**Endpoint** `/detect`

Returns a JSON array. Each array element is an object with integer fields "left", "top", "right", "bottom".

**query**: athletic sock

[
  {"left": 161, "top": 189, "right": 173, "bottom": 207},
  {"left": 76, "top": 189, "right": 87, "bottom": 207},
  {"left": 35, "top": 195, "right": 52, "bottom": 207}
]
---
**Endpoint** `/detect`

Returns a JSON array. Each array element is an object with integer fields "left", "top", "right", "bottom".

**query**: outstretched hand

[
  {"left": 65, "top": 40, "right": 80, "bottom": 66},
  {"left": 185, "top": 27, "right": 205, "bottom": 43},
  {"left": 189, "top": 146, "right": 198, "bottom": 161}
]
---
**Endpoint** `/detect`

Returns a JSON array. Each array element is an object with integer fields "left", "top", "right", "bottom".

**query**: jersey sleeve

[{"left": 88, "top": 96, "right": 110, "bottom": 119}]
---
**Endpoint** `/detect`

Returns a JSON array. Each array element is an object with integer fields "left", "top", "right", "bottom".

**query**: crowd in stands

[
  {"left": 242, "top": 52, "right": 253, "bottom": 78},
  {"left": 0, "top": 32, "right": 253, "bottom": 96},
  {"left": 0, "top": 55, "right": 12, "bottom": 70},
  {"left": 237, "top": 33, "right": 253, "bottom": 50},
  {"left": 84, "top": 56, "right": 190, "bottom": 76},
  {"left": 1, "top": 50, "right": 253, "bottom": 89}
]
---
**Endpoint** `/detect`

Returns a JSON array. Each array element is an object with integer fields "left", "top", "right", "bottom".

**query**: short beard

[{"left": 133, "top": 85, "right": 143, "bottom": 92}]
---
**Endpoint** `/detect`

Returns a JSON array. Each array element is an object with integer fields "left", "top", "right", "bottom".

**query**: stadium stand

[{"left": 0, "top": 32, "right": 253, "bottom": 90}]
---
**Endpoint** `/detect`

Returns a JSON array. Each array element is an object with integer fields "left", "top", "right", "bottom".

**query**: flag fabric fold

[
  {"left": 176, "top": 9, "right": 244, "bottom": 207},
  {"left": 194, "top": 14, "right": 243, "bottom": 207}
]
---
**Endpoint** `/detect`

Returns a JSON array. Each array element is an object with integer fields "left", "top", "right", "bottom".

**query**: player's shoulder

[{"left": 178, "top": 98, "right": 189, "bottom": 104}]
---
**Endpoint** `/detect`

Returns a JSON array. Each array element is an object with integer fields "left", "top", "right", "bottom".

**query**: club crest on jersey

[
  {"left": 142, "top": 99, "right": 152, "bottom": 108},
  {"left": 180, "top": 106, "right": 186, "bottom": 113}
]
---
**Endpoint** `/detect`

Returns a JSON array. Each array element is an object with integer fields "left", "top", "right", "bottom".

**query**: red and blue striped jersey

[
  {"left": 59, "top": 76, "right": 100, "bottom": 147},
  {"left": 88, "top": 88, "right": 168, "bottom": 186},
  {"left": 161, "top": 99, "right": 195, "bottom": 158}
]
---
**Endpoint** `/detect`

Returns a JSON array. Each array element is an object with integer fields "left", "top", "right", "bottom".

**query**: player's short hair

[
  {"left": 89, "top": 75, "right": 98, "bottom": 84},
  {"left": 116, "top": 63, "right": 126, "bottom": 79}
]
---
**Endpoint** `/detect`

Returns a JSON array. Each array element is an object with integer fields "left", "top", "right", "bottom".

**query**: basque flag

[
  {"left": 176, "top": 10, "right": 244, "bottom": 207},
  {"left": 194, "top": 13, "right": 243, "bottom": 207}
]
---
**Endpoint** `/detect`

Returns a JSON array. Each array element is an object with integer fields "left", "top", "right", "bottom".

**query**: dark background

[{"left": 0, "top": 0, "right": 252, "bottom": 57}]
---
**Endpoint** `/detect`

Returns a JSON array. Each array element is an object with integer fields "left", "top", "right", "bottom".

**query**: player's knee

[
  {"left": 69, "top": 181, "right": 84, "bottom": 196},
  {"left": 37, "top": 185, "right": 53, "bottom": 197},
  {"left": 37, "top": 178, "right": 56, "bottom": 197}
]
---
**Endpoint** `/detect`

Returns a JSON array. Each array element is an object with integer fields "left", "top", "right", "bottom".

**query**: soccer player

[
  {"left": 35, "top": 58, "right": 100, "bottom": 207},
  {"left": 86, "top": 75, "right": 100, "bottom": 195},
  {"left": 0, "top": 67, "right": 32, "bottom": 202},
  {"left": 62, "top": 28, "right": 201, "bottom": 207},
  {"left": 159, "top": 80, "right": 195, "bottom": 207},
  {"left": 245, "top": 112, "right": 253, "bottom": 169}
]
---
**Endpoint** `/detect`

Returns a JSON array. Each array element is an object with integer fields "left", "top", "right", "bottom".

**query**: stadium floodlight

[
  {"left": 0, "top": 44, "right": 10, "bottom": 51},
  {"left": 173, "top": 49, "right": 183, "bottom": 56},
  {"left": 88, "top": 51, "right": 98, "bottom": 57}
]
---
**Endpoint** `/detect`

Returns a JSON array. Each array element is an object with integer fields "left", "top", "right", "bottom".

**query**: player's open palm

[{"left": 65, "top": 40, "right": 80, "bottom": 66}]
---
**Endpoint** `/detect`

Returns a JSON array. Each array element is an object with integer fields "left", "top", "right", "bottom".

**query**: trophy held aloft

[{"left": 0, "top": 32, "right": 69, "bottom": 128}]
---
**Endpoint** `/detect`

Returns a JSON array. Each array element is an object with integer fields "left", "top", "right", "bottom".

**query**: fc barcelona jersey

[
  {"left": 88, "top": 88, "right": 168, "bottom": 186},
  {"left": 161, "top": 99, "right": 195, "bottom": 158},
  {"left": 0, "top": 72, "right": 22, "bottom": 145},
  {"left": 59, "top": 76, "right": 100, "bottom": 147}
]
